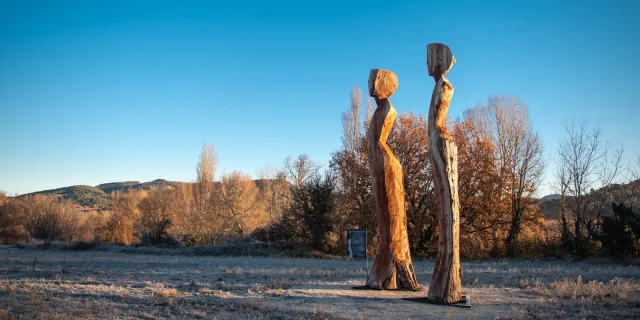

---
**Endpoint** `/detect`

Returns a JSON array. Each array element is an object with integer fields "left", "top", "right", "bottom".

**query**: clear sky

[{"left": 1, "top": 0, "right": 639, "bottom": 196}]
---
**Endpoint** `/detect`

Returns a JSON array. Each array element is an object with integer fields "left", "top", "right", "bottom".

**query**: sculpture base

[
  {"left": 351, "top": 285, "right": 424, "bottom": 292},
  {"left": 403, "top": 294, "right": 472, "bottom": 309}
]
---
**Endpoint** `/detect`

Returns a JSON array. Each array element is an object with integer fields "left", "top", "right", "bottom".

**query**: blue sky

[{"left": 1, "top": 0, "right": 639, "bottom": 195}]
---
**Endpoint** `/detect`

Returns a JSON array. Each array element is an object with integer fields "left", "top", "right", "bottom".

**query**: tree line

[
  {"left": 0, "top": 145, "right": 291, "bottom": 247},
  {"left": 1, "top": 88, "right": 639, "bottom": 258}
]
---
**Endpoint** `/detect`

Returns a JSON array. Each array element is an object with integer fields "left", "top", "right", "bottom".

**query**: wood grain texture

[
  {"left": 368, "top": 69, "right": 398, "bottom": 100},
  {"left": 426, "top": 43, "right": 463, "bottom": 304},
  {"left": 427, "top": 43, "right": 456, "bottom": 80},
  {"left": 365, "top": 69, "right": 419, "bottom": 290}
]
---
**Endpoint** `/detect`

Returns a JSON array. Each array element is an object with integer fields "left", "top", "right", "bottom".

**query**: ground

[{"left": 0, "top": 246, "right": 639, "bottom": 319}]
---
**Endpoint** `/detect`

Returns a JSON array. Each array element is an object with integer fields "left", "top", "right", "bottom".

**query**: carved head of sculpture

[
  {"left": 368, "top": 69, "right": 398, "bottom": 99},
  {"left": 427, "top": 43, "right": 456, "bottom": 80}
]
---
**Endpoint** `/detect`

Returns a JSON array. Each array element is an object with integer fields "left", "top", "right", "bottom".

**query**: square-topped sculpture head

[
  {"left": 368, "top": 69, "right": 398, "bottom": 99},
  {"left": 427, "top": 43, "right": 456, "bottom": 79}
]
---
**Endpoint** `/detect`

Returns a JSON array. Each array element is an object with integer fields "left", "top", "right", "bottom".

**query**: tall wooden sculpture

[
  {"left": 426, "top": 43, "right": 463, "bottom": 303},
  {"left": 366, "top": 69, "right": 419, "bottom": 290}
]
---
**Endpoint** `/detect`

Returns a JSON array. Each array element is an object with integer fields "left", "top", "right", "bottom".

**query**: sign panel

[{"left": 347, "top": 228, "right": 367, "bottom": 259}]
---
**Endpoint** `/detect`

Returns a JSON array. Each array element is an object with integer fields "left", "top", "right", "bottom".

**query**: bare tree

[
  {"left": 554, "top": 163, "right": 573, "bottom": 247},
  {"left": 23, "top": 195, "right": 78, "bottom": 245},
  {"left": 630, "top": 155, "right": 640, "bottom": 210},
  {"left": 342, "top": 85, "right": 363, "bottom": 154},
  {"left": 283, "top": 154, "right": 321, "bottom": 191},
  {"left": 364, "top": 96, "right": 375, "bottom": 130},
  {"left": 556, "top": 119, "right": 624, "bottom": 254}
]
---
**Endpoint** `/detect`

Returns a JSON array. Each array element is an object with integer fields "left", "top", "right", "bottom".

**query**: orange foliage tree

[
  {"left": 452, "top": 119, "right": 510, "bottom": 257},
  {"left": 387, "top": 112, "right": 437, "bottom": 255}
]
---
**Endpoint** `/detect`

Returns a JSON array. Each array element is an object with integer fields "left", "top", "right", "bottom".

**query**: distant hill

[
  {"left": 96, "top": 179, "right": 178, "bottom": 194},
  {"left": 133, "top": 179, "right": 179, "bottom": 190},
  {"left": 539, "top": 194, "right": 560, "bottom": 202},
  {"left": 22, "top": 185, "right": 111, "bottom": 209},
  {"left": 20, "top": 179, "right": 179, "bottom": 210},
  {"left": 538, "top": 179, "right": 640, "bottom": 220},
  {"left": 540, "top": 197, "right": 562, "bottom": 220},
  {"left": 96, "top": 181, "right": 140, "bottom": 194}
]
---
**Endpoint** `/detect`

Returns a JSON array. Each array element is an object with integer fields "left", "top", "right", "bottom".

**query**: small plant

[
  {"left": 518, "top": 279, "right": 529, "bottom": 289},
  {"left": 216, "top": 278, "right": 224, "bottom": 291},
  {"left": 29, "top": 288, "right": 37, "bottom": 305},
  {"left": 149, "top": 282, "right": 178, "bottom": 299},
  {"left": 248, "top": 278, "right": 290, "bottom": 294}
]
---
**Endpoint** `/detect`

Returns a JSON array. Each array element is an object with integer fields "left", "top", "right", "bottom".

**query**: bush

[
  {"left": 287, "top": 172, "right": 336, "bottom": 251},
  {"left": 96, "top": 212, "right": 135, "bottom": 245},
  {"left": 139, "top": 231, "right": 180, "bottom": 247},
  {"left": 0, "top": 225, "right": 31, "bottom": 244},
  {"left": 62, "top": 241, "right": 102, "bottom": 251},
  {"left": 266, "top": 213, "right": 296, "bottom": 242},
  {"left": 597, "top": 203, "right": 640, "bottom": 258}
]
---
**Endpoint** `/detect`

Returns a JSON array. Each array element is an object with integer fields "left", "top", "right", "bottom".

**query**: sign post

[{"left": 347, "top": 228, "right": 368, "bottom": 273}]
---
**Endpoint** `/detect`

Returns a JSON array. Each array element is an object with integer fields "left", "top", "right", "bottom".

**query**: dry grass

[
  {"left": 0, "top": 245, "right": 639, "bottom": 319},
  {"left": 534, "top": 275, "right": 639, "bottom": 301},
  {"left": 509, "top": 275, "right": 640, "bottom": 319}
]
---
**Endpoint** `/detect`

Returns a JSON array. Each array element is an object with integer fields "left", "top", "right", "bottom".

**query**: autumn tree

[
  {"left": 171, "top": 143, "right": 223, "bottom": 245},
  {"left": 194, "top": 143, "right": 217, "bottom": 212},
  {"left": 138, "top": 187, "right": 178, "bottom": 244},
  {"left": 0, "top": 196, "right": 29, "bottom": 228},
  {"left": 387, "top": 112, "right": 437, "bottom": 255},
  {"left": 99, "top": 189, "right": 146, "bottom": 245},
  {"left": 465, "top": 95, "right": 545, "bottom": 256},
  {"left": 173, "top": 182, "right": 221, "bottom": 244},
  {"left": 256, "top": 164, "right": 290, "bottom": 222},
  {"left": 216, "top": 171, "right": 265, "bottom": 236},
  {"left": 453, "top": 118, "right": 510, "bottom": 257}
]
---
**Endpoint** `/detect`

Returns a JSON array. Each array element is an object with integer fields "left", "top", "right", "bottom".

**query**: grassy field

[{"left": 0, "top": 245, "right": 639, "bottom": 319}]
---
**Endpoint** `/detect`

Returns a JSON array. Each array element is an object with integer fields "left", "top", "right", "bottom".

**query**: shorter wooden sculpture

[{"left": 365, "top": 69, "right": 419, "bottom": 290}]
